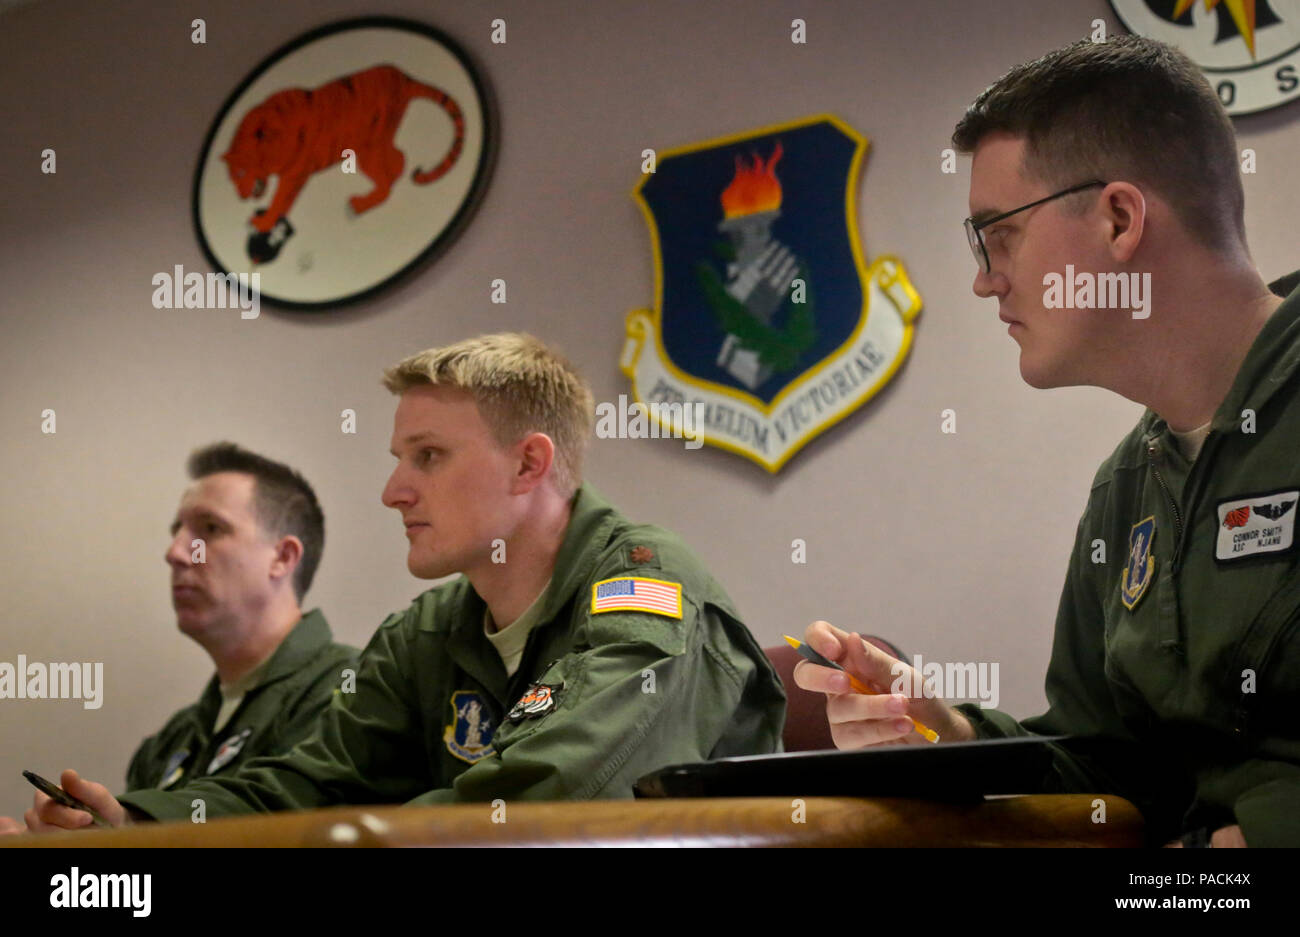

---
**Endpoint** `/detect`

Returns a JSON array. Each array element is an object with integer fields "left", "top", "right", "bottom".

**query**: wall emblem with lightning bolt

[{"left": 1109, "top": 1, "right": 1300, "bottom": 115}]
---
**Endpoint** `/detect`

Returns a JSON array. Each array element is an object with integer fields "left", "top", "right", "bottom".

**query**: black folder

[{"left": 634, "top": 735, "right": 1065, "bottom": 800}]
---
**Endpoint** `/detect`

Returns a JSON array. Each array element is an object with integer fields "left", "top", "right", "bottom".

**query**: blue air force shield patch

[
  {"left": 159, "top": 748, "right": 190, "bottom": 789},
  {"left": 621, "top": 115, "right": 921, "bottom": 472},
  {"left": 443, "top": 690, "right": 497, "bottom": 764},
  {"left": 1122, "top": 516, "right": 1157, "bottom": 611}
]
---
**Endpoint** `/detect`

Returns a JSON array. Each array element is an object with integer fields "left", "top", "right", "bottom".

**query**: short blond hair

[{"left": 382, "top": 333, "right": 594, "bottom": 495}]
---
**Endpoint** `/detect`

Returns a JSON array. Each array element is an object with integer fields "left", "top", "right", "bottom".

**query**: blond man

[{"left": 22, "top": 333, "right": 784, "bottom": 828}]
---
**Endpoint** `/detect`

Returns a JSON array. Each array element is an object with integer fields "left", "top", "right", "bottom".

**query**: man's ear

[
  {"left": 1101, "top": 182, "right": 1146, "bottom": 264},
  {"left": 270, "top": 535, "right": 304, "bottom": 588},
  {"left": 511, "top": 432, "right": 555, "bottom": 494}
]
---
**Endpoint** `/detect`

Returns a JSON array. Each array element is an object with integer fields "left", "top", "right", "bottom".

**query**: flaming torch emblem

[
  {"left": 623, "top": 115, "right": 923, "bottom": 472},
  {"left": 698, "top": 141, "right": 816, "bottom": 390}
]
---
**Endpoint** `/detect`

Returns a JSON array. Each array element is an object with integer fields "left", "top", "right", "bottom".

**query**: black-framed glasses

[{"left": 964, "top": 180, "right": 1107, "bottom": 274}]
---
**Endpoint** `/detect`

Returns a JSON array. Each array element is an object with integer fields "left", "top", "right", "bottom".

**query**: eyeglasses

[{"left": 964, "top": 180, "right": 1107, "bottom": 274}]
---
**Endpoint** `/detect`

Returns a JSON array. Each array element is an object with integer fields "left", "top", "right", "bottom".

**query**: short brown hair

[
  {"left": 187, "top": 442, "right": 325, "bottom": 601},
  {"left": 952, "top": 36, "right": 1244, "bottom": 250},
  {"left": 382, "top": 333, "right": 594, "bottom": 496}
]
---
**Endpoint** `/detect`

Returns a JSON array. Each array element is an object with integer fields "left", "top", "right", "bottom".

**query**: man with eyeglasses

[{"left": 794, "top": 35, "right": 1300, "bottom": 847}]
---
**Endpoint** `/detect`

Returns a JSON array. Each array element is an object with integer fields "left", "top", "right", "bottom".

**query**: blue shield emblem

[
  {"left": 443, "top": 690, "right": 497, "bottom": 764},
  {"left": 621, "top": 115, "right": 921, "bottom": 471},
  {"left": 1122, "top": 516, "right": 1156, "bottom": 610},
  {"left": 159, "top": 748, "right": 190, "bottom": 790}
]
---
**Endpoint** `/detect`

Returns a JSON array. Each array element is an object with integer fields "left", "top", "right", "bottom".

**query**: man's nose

[
  {"left": 381, "top": 467, "right": 412, "bottom": 509},
  {"left": 972, "top": 267, "right": 1008, "bottom": 299},
  {"left": 164, "top": 531, "right": 191, "bottom": 567}
]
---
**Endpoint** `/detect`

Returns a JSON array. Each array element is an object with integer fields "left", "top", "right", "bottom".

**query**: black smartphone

[{"left": 22, "top": 770, "right": 110, "bottom": 827}]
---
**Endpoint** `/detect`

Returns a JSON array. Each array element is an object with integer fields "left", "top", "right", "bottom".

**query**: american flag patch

[{"left": 591, "top": 576, "right": 683, "bottom": 619}]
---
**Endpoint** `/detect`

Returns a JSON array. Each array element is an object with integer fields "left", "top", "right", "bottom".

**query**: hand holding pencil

[{"left": 789, "top": 621, "right": 977, "bottom": 749}]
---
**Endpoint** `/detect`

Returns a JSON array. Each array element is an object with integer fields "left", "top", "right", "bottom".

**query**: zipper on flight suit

[
  {"left": 1158, "top": 425, "right": 1257, "bottom": 739},
  {"left": 1146, "top": 440, "right": 1187, "bottom": 652},
  {"left": 1147, "top": 441, "right": 1184, "bottom": 556},
  {"left": 1164, "top": 428, "right": 1222, "bottom": 574},
  {"left": 1145, "top": 429, "right": 1220, "bottom": 656},
  {"left": 1147, "top": 428, "right": 1222, "bottom": 574}
]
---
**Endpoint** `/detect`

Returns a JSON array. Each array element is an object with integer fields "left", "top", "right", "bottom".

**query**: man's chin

[
  {"left": 407, "top": 554, "right": 460, "bottom": 580},
  {"left": 175, "top": 612, "right": 206, "bottom": 637},
  {"left": 1020, "top": 370, "right": 1058, "bottom": 390},
  {"left": 1018, "top": 355, "right": 1068, "bottom": 390}
]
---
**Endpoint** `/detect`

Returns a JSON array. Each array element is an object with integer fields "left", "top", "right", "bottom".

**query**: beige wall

[{"left": 1, "top": 0, "right": 1296, "bottom": 816}]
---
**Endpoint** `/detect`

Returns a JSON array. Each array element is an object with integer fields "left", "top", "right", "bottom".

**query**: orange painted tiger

[{"left": 222, "top": 64, "right": 465, "bottom": 235}]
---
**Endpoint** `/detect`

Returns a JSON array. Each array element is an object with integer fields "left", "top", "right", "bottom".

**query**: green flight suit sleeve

[
  {"left": 125, "top": 732, "right": 162, "bottom": 793},
  {"left": 123, "top": 703, "right": 202, "bottom": 793},
  {"left": 954, "top": 507, "right": 1191, "bottom": 842},
  {"left": 407, "top": 596, "right": 748, "bottom": 804},
  {"left": 1193, "top": 702, "right": 1300, "bottom": 845},
  {"left": 1193, "top": 563, "right": 1300, "bottom": 845},
  {"left": 119, "top": 616, "right": 429, "bottom": 821},
  {"left": 1229, "top": 776, "right": 1300, "bottom": 847}
]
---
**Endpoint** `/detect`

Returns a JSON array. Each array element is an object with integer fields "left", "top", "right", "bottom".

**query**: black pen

[{"left": 22, "top": 770, "right": 111, "bottom": 827}]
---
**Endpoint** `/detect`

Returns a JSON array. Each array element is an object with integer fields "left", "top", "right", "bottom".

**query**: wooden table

[{"left": 2, "top": 794, "right": 1141, "bottom": 847}]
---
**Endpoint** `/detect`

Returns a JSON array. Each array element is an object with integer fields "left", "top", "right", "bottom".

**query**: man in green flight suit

[
  {"left": 5, "top": 442, "right": 359, "bottom": 833},
  {"left": 125, "top": 442, "right": 359, "bottom": 795},
  {"left": 22, "top": 333, "right": 783, "bottom": 828},
  {"left": 795, "top": 37, "right": 1300, "bottom": 847}
]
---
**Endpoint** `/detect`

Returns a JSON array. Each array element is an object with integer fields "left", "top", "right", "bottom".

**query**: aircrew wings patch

[{"left": 591, "top": 576, "right": 682, "bottom": 619}]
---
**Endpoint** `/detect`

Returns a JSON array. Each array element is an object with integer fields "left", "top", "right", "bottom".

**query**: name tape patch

[
  {"left": 1216, "top": 489, "right": 1297, "bottom": 561},
  {"left": 591, "top": 576, "right": 682, "bottom": 619}
]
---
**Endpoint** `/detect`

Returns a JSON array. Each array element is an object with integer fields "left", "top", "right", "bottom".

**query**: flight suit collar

[
  {"left": 449, "top": 483, "right": 619, "bottom": 637},
  {"left": 220, "top": 609, "right": 335, "bottom": 691},
  {"left": 1143, "top": 283, "right": 1300, "bottom": 442},
  {"left": 1210, "top": 282, "right": 1300, "bottom": 430},
  {"left": 195, "top": 676, "right": 224, "bottom": 727},
  {"left": 445, "top": 484, "right": 619, "bottom": 700},
  {"left": 191, "top": 609, "right": 334, "bottom": 729},
  {"left": 534, "top": 482, "right": 620, "bottom": 623}
]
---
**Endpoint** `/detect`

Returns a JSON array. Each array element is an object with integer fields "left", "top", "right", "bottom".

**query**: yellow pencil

[{"left": 784, "top": 634, "right": 940, "bottom": 743}]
